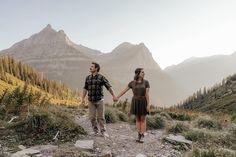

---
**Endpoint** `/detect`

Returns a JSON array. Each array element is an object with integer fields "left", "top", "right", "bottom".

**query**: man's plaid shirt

[{"left": 84, "top": 74, "right": 111, "bottom": 102}]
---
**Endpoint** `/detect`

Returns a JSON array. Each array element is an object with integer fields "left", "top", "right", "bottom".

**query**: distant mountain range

[
  {"left": 164, "top": 53, "right": 236, "bottom": 98},
  {"left": 1, "top": 24, "right": 236, "bottom": 106}
]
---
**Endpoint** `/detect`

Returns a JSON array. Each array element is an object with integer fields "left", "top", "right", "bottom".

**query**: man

[{"left": 82, "top": 62, "right": 117, "bottom": 136}]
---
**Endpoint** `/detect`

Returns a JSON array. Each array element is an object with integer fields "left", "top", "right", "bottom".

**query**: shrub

[
  {"left": 146, "top": 114, "right": 165, "bottom": 129},
  {"left": 149, "top": 109, "right": 161, "bottom": 115},
  {"left": 225, "top": 125, "right": 236, "bottom": 150},
  {"left": 184, "top": 129, "right": 210, "bottom": 143},
  {"left": 168, "top": 112, "right": 191, "bottom": 121},
  {"left": 129, "top": 115, "right": 136, "bottom": 124},
  {"left": 168, "top": 123, "right": 189, "bottom": 134},
  {"left": 197, "top": 118, "right": 222, "bottom": 130},
  {"left": 105, "top": 107, "right": 118, "bottom": 123},
  {"left": 231, "top": 113, "right": 236, "bottom": 123},
  {"left": 192, "top": 148, "right": 235, "bottom": 157},
  {"left": 1, "top": 85, "right": 49, "bottom": 118},
  {"left": 5, "top": 105, "right": 86, "bottom": 146},
  {"left": 117, "top": 111, "right": 129, "bottom": 122},
  {"left": 160, "top": 112, "right": 172, "bottom": 120}
]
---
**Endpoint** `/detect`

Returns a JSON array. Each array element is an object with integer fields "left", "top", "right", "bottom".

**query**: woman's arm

[
  {"left": 117, "top": 86, "right": 130, "bottom": 99},
  {"left": 146, "top": 88, "right": 150, "bottom": 111}
]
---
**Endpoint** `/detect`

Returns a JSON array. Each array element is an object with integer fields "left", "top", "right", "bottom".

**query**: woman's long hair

[{"left": 134, "top": 68, "right": 143, "bottom": 81}]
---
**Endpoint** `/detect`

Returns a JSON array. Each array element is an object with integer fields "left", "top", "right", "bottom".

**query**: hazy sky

[{"left": 1, "top": 0, "right": 236, "bottom": 69}]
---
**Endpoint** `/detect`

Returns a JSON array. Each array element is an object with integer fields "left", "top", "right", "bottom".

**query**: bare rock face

[{"left": 1, "top": 24, "right": 93, "bottom": 91}]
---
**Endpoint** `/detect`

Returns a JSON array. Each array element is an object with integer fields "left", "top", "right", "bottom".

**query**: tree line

[{"left": 0, "top": 55, "right": 79, "bottom": 100}]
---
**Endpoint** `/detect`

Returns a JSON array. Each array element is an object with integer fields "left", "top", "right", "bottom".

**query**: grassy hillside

[
  {"left": 0, "top": 56, "right": 85, "bottom": 151},
  {"left": 0, "top": 55, "right": 81, "bottom": 106},
  {"left": 178, "top": 73, "right": 236, "bottom": 114}
]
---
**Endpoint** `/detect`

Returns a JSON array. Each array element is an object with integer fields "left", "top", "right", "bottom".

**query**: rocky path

[
  {"left": 3, "top": 109, "right": 190, "bottom": 157},
  {"left": 76, "top": 114, "right": 182, "bottom": 157}
]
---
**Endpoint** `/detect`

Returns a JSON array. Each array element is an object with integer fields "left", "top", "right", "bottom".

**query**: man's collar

[{"left": 91, "top": 73, "right": 98, "bottom": 77}]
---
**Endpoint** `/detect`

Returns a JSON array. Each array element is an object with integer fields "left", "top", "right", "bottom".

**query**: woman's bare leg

[
  {"left": 136, "top": 116, "right": 141, "bottom": 133},
  {"left": 140, "top": 116, "right": 146, "bottom": 134}
]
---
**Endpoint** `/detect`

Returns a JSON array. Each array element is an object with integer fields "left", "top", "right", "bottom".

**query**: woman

[{"left": 115, "top": 68, "right": 150, "bottom": 143}]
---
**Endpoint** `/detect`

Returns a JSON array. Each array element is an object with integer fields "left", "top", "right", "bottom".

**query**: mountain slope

[
  {"left": 0, "top": 24, "right": 184, "bottom": 106},
  {"left": 0, "top": 24, "right": 94, "bottom": 90},
  {"left": 164, "top": 53, "right": 236, "bottom": 100},
  {"left": 96, "top": 42, "right": 183, "bottom": 105},
  {"left": 0, "top": 55, "right": 80, "bottom": 105},
  {"left": 178, "top": 73, "right": 236, "bottom": 114}
]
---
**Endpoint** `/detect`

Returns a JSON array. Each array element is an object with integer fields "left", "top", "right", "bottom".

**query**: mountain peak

[
  {"left": 46, "top": 24, "right": 52, "bottom": 29},
  {"left": 58, "top": 30, "right": 65, "bottom": 35},
  {"left": 138, "top": 42, "right": 145, "bottom": 47},
  {"left": 41, "top": 24, "right": 54, "bottom": 32},
  {"left": 117, "top": 42, "right": 134, "bottom": 48},
  {"left": 33, "top": 24, "right": 72, "bottom": 45}
]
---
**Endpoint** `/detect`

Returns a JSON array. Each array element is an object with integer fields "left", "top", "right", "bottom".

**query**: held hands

[
  {"left": 113, "top": 95, "right": 119, "bottom": 102},
  {"left": 81, "top": 99, "right": 85, "bottom": 105}
]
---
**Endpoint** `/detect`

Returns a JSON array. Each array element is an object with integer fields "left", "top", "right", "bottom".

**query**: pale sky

[{"left": 1, "top": 0, "right": 236, "bottom": 69}]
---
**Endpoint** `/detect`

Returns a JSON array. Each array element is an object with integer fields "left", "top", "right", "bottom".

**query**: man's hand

[
  {"left": 113, "top": 96, "right": 119, "bottom": 102},
  {"left": 81, "top": 99, "right": 85, "bottom": 105}
]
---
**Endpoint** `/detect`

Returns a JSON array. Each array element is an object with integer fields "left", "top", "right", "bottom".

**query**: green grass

[
  {"left": 105, "top": 107, "right": 118, "bottom": 123},
  {"left": 191, "top": 148, "right": 236, "bottom": 157},
  {"left": 0, "top": 101, "right": 86, "bottom": 148},
  {"left": 184, "top": 129, "right": 211, "bottom": 143},
  {"left": 168, "top": 112, "right": 191, "bottom": 121},
  {"left": 197, "top": 117, "right": 222, "bottom": 130},
  {"left": 105, "top": 107, "right": 130, "bottom": 123},
  {"left": 167, "top": 123, "right": 189, "bottom": 134},
  {"left": 117, "top": 110, "right": 129, "bottom": 122},
  {"left": 146, "top": 114, "right": 165, "bottom": 129}
]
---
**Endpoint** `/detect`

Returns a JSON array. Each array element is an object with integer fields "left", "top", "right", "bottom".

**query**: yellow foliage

[{"left": 0, "top": 72, "right": 81, "bottom": 106}]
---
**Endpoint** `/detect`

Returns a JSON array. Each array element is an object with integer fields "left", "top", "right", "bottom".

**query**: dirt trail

[{"left": 76, "top": 114, "right": 182, "bottom": 157}]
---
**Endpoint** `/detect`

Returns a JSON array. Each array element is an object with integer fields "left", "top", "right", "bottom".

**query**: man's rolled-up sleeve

[{"left": 102, "top": 76, "right": 112, "bottom": 90}]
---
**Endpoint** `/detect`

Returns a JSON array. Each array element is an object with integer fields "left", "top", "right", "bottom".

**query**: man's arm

[
  {"left": 81, "top": 89, "right": 87, "bottom": 104},
  {"left": 102, "top": 76, "right": 117, "bottom": 99},
  {"left": 108, "top": 88, "right": 115, "bottom": 96},
  {"left": 82, "top": 76, "right": 88, "bottom": 104}
]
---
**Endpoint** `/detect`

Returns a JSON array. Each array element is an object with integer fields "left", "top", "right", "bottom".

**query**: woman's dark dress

[{"left": 128, "top": 80, "right": 150, "bottom": 116}]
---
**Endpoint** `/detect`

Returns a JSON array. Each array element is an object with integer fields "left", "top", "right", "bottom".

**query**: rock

[
  {"left": 18, "top": 145, "right": 26, "bottom": 150},
  {"left": 30, "top": 144, "right": 58, "bottom": 156},
  {"left": 164, "top": 134, "right": 192, "bottom": 148},
  {"left": 31, "top": 144, "right": 58, "bottom": 151},
  {"left": 11, "top": 148, "right": 41, "bottom": 157},
  {"left": 136, "top": 153, "right": 147, "bottom": 157},
  {"left": 100, "top": 149, "right": 112, "bottom": 157},
  {"left": 81, "top": 151, "right": 96, "bottom": 157},
  {"left": 75, "top": 140, "right": 94, "bottom": 150}
]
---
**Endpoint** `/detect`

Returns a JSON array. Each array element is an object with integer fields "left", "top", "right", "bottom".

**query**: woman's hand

[
  {"left": 113, "top": 96, "right": 119, "bottom": 102},
  {"left": 147, "top": 105, "right": 150, "bottom": 112}
]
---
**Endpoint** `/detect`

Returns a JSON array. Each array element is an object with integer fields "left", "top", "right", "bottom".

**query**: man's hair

[{"left": 92, "top": 62, "right": 100, "bottom": 72}]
